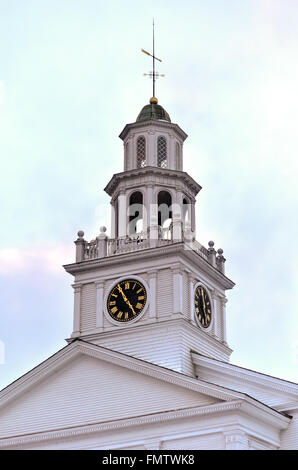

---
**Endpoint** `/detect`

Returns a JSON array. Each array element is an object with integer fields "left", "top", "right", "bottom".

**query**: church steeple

[{"left": 64, "top": 31, "right": 234, "bottom": 375}]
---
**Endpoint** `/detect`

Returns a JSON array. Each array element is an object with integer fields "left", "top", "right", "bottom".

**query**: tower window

[
  {"left": 157, "top": 136, "right": 167, "bottom": 168},
  {"left": 137, "top": 136, "right": 146, "bottom": 168},
  {"left": 183, "top": 197, "right": 189, "bottom": 223},
  {"left": 158, "top": 190, "right": 172, "bottom": 227},
  {"left": 129, "top": 191, "right": 143, "bottom": 234}
]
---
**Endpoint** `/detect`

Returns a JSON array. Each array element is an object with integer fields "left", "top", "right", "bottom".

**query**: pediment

[{"left": 0, "top": 341, "right": 230, "bottom": 440}]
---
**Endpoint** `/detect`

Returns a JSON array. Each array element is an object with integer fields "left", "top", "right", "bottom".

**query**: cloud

[{"left": 0, "top": 245, "right": 74, "bottom": 276}]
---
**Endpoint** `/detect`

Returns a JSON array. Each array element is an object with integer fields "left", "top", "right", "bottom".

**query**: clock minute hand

[
  {"left": 201, "top": 290, "right": 206, "bottom": 314},
  {"left": 117, "top": 284, "right": 128, "bottom": 302},
  {"left": 117, "top": 284, "right": 137, "bottom": 316}
]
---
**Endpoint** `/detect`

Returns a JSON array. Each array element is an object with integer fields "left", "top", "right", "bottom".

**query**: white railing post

[
  {"left": 75, "top": 231, "right": 85, "bottom": 262},
  {"left": 96, "top": 226, "right": 108, "bottom": 258}
]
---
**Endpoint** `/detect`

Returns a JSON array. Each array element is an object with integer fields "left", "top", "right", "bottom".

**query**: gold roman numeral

[
  {"left": 136, "top": 303, "right": 143, "bottom": 309},
  {"left": 125, "top": 282, "right": 130, "bottom": 290},
  {"left": 136, "top": 288, "right": 142, "bottom": 294},
  {"left": 125, "top": 312, "right": 129, "bottom": 320},
  {"left": 109, "top": 301, "right": 116, "bottom": 306},
  {"left": 117, "top": 311, "right": 123, "bottom": 319},
  {"left": 111, "top": 306, "right": 118, "bottom": 314},
  {"left": 138, "top": 296, "right": 145, "bottom": 300}
]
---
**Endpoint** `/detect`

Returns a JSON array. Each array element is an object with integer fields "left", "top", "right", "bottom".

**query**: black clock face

[
  {"left": 107, "top": 279, "right": 147, "bottom": 322},
  {"left": 194, "top": 285, "right": 212, "bottom": 328}
]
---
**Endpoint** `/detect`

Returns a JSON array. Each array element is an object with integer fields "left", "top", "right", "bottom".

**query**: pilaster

[
  {"left": 118, "top": 190, "right": 127, "bottom": 237},
  {"left": 95, "top": 281, "right": 105, "bottom": 330},
  {"left": 222, "top": 297, "right": 228, "bottom": 345},
  {"left": 148, "top": 270, "right": 157, "bottom": 319},
  {"left": 223, "top": 430, "right": 249, "bottom": 450},
  {"left": 212, "top": 292, "right": 220, "bottom": 340},
  {"left": 188, "top": 272, "right": 196, "bottom": 322},
  {"left": 172, "top": 266, "right": 183, "bottom": 315},
  {"left": 72, "top": 284, "right": 82, "bottom": 337}
]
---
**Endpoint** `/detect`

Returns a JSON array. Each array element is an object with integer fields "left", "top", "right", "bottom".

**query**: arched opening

[
  {"left": 157, "top": 136, "right": 167, "bottom": 168},
  {"left": 128, "top": 191, "right": 143, "bottom": 234},
  {"left": 136, "top": 136, "right": 146, "bottom": 168},
  {"left": 183, "top": 197, "right": 190, "bottom": 226},
  {"left": 158, "top": 191, "right": 172, "bottom": 238}
]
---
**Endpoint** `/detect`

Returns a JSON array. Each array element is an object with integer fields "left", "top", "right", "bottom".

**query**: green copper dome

[{"left": 136, "top": 98, "right": 171, "bottom": 123}]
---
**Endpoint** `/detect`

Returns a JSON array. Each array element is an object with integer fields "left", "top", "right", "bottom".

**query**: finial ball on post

[{"left": 77, "top": 230, "right": 84, "bottom": 239}]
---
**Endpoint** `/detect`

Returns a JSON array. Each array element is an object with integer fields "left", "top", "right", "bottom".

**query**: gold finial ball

[{"left": 150, "top": 97, "right": 158, "bottom": 104}]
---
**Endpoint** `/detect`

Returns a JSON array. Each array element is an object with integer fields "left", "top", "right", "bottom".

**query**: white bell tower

[
  {"left": 64, "top": 98, "right": 234, "bottom": 376},
  {"left": 106, "top": 97, "right": 198, "bottom": 243}
]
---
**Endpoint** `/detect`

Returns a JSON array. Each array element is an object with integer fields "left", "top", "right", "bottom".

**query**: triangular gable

[{"left": 0, "top": 341, "right": 235, "bottom": 439}]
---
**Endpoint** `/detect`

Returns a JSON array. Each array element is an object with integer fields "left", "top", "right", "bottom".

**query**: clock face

[
  {"left": 107, "top": 279, "right": 147, "bottom": 322},
  {"left": 194, "top": 285, "right": 212, "bottom": 328}
]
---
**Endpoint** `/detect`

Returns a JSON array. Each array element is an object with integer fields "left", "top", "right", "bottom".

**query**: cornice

[
  {"left": 104, "top": 167, "right": 201, "bottom": 197},
  {"left": 0, "top": 397, "right": 289, "bottom": 449},
  {"left": 63, "top": 242, "right": 235, "bottom": 291},
  {"left": 63, "top": 242, "right": 185, "bottom": 275},
  {"left": 0, "top": 401, "right": 241, "bottom": 448},
  {"left": 119, "top": 120, "right": 188, "bottom": 142}
]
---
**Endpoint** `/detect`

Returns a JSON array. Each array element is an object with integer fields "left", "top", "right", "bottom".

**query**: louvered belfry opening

[
  {"left": 157, "top": 136, "right": 167, "bottom": 168},
  {"left": 136, "top": 136, "right": 146, "bottom": 168}
]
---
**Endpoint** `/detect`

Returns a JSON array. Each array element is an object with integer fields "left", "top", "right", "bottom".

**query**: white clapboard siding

[
  {"left": 157, "top": 269, "right": 173, "bottom": 317},
  {"left": 280, "top": 412, "right": 298, "bottom": 450},
  {"left": 80, "top": 283, "right": 96, "bottom": 332},
  {"left": 0, "top": 355, "right": 219, "bottom": 439},
  {"left": 96, "top": 325, "right": 184, "bottom": 372}
]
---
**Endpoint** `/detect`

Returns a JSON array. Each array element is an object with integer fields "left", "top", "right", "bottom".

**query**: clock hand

[
  {"left": 201, "top": 290, "right": 206, "bottom": 315},
  {"left": 117, "top": 284, "right": 128, "bottom": 302},
  {"left": 117, "top": 284, "right": 137, "bottom": 315},
  {"left": 126, "top": 299, "right": 137, "bottom": 316}
]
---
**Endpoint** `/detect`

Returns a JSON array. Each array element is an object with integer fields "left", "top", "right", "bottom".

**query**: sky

[{"left": 0, "top": 0, "right": 297, "bottom": 388}]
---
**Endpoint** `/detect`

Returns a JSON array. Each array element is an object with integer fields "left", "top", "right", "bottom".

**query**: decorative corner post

[
  {"left": 207, "top": 240, "right": 216, "bottom": 267},
  {"left": 75, "top": 231, "right": 85, "bottom": 262},
  {"left": 216, "top": 248, "right": 226, "bottom": 274},
  {"left": 96, "top": 226, "right": 108, "bottom": 258}
]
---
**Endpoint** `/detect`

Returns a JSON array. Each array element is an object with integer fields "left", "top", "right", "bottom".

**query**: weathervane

[{"left": 141, "top": 20, "right": 165, "bottom": 104}]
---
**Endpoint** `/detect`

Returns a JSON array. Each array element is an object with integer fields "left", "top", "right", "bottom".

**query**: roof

[
  {"left": 136, "top": 102, "right": 171, "bottom": 123},
  {"left": 0, "top": 340, "right": 291, "bottom": 448}
]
